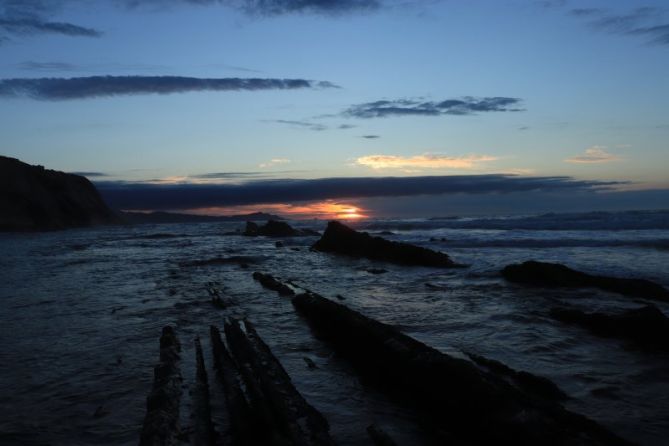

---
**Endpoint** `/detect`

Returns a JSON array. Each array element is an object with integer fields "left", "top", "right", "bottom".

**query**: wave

[
  {"left": 427, "top": 238, "right": 669, "bottom": 249},
  {"left": 361, "top": 209, "right": 669, "bottom": 231}
]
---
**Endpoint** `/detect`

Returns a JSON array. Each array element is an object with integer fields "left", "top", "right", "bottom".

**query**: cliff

[{"left": 0, "top": 156, "right": 119, "bottom": 231}]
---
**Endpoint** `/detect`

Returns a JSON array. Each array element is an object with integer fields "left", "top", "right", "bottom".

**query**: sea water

[{"left": 1, "top": 209, "right": 668, "bottom": 445}]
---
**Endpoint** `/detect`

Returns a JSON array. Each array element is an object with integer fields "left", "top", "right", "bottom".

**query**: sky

[{"left": 1, "top": 0, "right": 668, "bottom": 219}]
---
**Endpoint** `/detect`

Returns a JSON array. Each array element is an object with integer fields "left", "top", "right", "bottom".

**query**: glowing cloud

[
  {"left": 565, "top": 146, "right": 622, "bottom": 164},
  {"left": 259, "top": 158, "right": 291, "bottom": 168},
  {"left": 356, "top": 153, "right": 498, "bottom": 170}
]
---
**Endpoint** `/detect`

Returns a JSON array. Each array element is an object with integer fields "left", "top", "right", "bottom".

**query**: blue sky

[{"left": 1, "top": 0, "right": 667, "bottom": 217}]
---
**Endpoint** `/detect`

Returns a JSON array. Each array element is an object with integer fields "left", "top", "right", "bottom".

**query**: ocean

[{"left": 1, "top": 209, "right": 668, "bottom": 445}]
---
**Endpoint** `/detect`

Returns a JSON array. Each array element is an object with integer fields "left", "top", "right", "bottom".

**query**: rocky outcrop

[
  {"left": 292, "top": 291, "right": 630, "bottom": 445},
  {"left": 191, "top": 337, "right": 215, "bottom": 445},
  {"left": 253, "top": 272, "right": 295, "bottom": 296},
  {"left": 312, "top": 221, "right": 463, "bottom": 268},
  {"left": 550, "top": 305, "right": 669, "bottom": 351},
  {"left": 139, "top": 326, "right": 182, "bottom": 446},
  {"left": 0, "top": 156, "right": 119, "bottom": 231},
  {"left": 223, "top": 319, "right": 334, "bottom": 446},
  {"left": 502, "top": 260, "right": 669, "bottom": 302},
  {"left": 243, "top": 220, "right": 318, "bottom": 237},
  {"left": 464, "top": 352, "right": 568, "bottom": 401}
]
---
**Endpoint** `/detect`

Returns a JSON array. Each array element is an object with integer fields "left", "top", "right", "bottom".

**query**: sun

[{"left": 336, "top": 206, "right": 366, "bottom": 220}]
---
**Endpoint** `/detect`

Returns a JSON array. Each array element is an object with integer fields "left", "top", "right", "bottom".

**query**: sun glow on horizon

[{"left": 182, "top": 200, "right": 369, "bottom": 220}]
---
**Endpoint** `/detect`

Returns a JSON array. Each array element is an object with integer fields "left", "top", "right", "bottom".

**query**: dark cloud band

[
  {"left": 96, "top": 174, "right": 620, "bottom": 210},
  {"left": 0, "top": 76, "right": 338, "bottom": 100},
  {"left": 0, "top": 18, "right": 101, "bottom": 37},
  {"left": 343, "top": 97, "right": 523, "bottom": 118}
]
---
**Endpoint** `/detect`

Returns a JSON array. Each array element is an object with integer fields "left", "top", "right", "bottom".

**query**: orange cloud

[
  {"left": 189, "top": 200, "right": 368, "bottom": 220},
  {"left": 565, "top": 146, "right": 622, "bottom": 164},
  {"left": 356, "top": 153, "right": 497, "bottom": 170}
]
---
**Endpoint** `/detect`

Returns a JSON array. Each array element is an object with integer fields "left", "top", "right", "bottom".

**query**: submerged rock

[
  {"left": 502, "top": 260, "right": 669, "bottom": 302},
  {"left": 292, "top": 291, "right": 630, "bottom": 445},
  {"left": 139, "top": 326, "right": 182, "bottom": 446},
  {"left": 465, "top": 352, "right": 568, "bottom": 401},
  {"left": 224, "top": 319, "right": 334, "bottom": 446},
  {"left": 292, "top": 291, "right": 630, "bottom": 444},
  {"left": 312, "top": 221, "right": 464, "bottom": 268},
  {"left": 252, "top": 271, "right": 295, "bottom": 296},
  {"left": 367, "top": 424, "right": 398, "bottom": 446},
  {"left": 550, "top": 305, "right": 669, "bottom": 350}
]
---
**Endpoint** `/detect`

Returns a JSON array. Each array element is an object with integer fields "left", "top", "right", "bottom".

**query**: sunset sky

[{"left": 1, "top": 0, "right": 668, "bottom": 218}]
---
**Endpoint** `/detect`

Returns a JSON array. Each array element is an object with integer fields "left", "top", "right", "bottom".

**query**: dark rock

[
  {"left": 502, "top": 260, "right": 669, "bottom": 302},
  {"left": 224, "top": 319, "right": 334, "bottom": 446},
  {"left": 93, "top": 405, "right": 109, "bottom": 419},
  {"left": 191, "top": 338, "right": 215, "bottom": 445},
  {"left": 207, "top": 285, "right": 229, "bottom": 309},
  {"left": 312, "top": 221, "right": 464, "bottom": 268},
  {"left": 550, "top": 305, "right": 669, "bottom": 350},
  {"left": 210, "top": 326, "right": 257, "bottom": 444},
  {"left": 243, "top": 220, "right": 302, "bottom": 237},
  {"left": 591, "top": 386, "right": 621, "bottom": 400},
  {"left": 366, "top": 268, "right": 388, "bottom": 275},
  {"left": 465, "top": 352, "right": 568, "bottom": 401},
  {"left": 140, "top": 326, "right": 182, "bottom": 446},
  {"left": 367, "top": 424, "right": 398, "bottom": 446},
  {"left": 0, "top": 156, "right": 119, "bottom": 231},
  {"left": 303, "top": 357, "right": 318, "bottom": 369},
  {"left": 292, "top": 291, "right": 630, "bottom": 445},
  {"left": 252, "top": 272, "right": 295, "bottom": 296}
]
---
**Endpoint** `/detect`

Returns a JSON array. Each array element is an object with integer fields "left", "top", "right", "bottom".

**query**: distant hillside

[
  {"left": 0, "top": 156, "right": 119, "bottom": 231},
  {"left": 121, "top": 211, "right": 283, "bottom": 224}
]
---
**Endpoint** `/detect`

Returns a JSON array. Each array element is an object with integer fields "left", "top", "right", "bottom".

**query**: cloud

[
  {"left": 267, "top": 120, "right": 358, "bottom": 132},
  {"left": 114, "top": 0, "right": 382, "bottom": 16},
  {"left": 567, "top": 6, "right": 669, "bottom": 46},
  {"left": 70, "top": 171, "right": 108, "bottom": 177},
  {"left": 268, "top": 119, "right": 328, "bottom": 131},
  {"left": 565, "top": 146, "right": 622, "bottom": 164},
  {"left": 17, "top": 61, "right": 80, "bottom": 71},
  {"left": 569, "top": 8, "right": 603, "bottom": 17},
  {"left": 227, "top": 0, "right": 381, "bottom": 16},
  {"left": 0, "top": 76, "right": 338, "bottom": 100},
  {"left": 0, "top": 17, "right": 101, "bottom": 37},
  {"left": 343, "top": 97, "right": 523, "bottom": 119},
  {"left": 259, "top": 158, "right": 291, "bottom": 168},
  {"left": 356, "top": 154, "right": 497, "bottom": 170},
  {"left": 190, "top": 171, "right": 295, "bottom": 179},
  {"left": 95, "top": 174, "right": 621, "bottom": 211},
  {"left": 0, "top": 1, "right": 101, "bottom": 42}
]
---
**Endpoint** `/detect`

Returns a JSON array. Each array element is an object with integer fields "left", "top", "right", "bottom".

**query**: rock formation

[
  {"left": 312, "top": 221, "right": 463, "bottom": 268},
  {"left": 291, "top": 291, "right": 630, "bottom": 445},
  {"left": 502, "top": 260, "right": 669, "bottom": 302},
  {"left": 0, "top": 156, "right": 118, "bottom": 231},
  {"left": 550, "top": 305, "right": 669, "bottom": 350}
]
